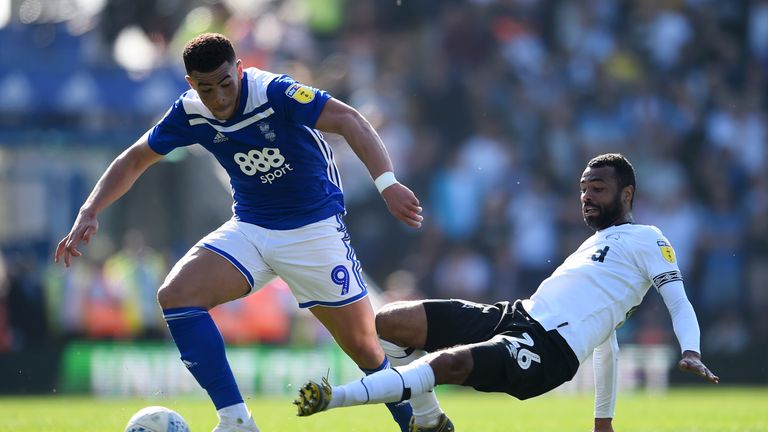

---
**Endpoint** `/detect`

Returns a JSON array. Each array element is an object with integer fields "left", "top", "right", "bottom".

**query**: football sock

[
  {"left": 217, "top": 402, "right": 256, "bottom": 428},
  {"left": 164, "top": 307, "right": 242, "bottom": 410},
  {"left": 360, "top": 357, "right": 413, "bottom": 432},
  {"left": 335, "top": 362, "right": 435, "bottom": 408},
  {"left": 380, "top": 339, "right": 445, "bottom": 427},
  {"left": 217, "top": 403, "right": 249, "bottom": 420}
]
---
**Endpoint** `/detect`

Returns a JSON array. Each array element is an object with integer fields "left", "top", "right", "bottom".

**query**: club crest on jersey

[
  {"left": 258, "top": 122, "right": 276, "bottom": 142},
  {"left": 657, "top": 240, "right": 676, "bottom": 263},
  {"left": 285, "top": 83, "right": 315, "bottom": 104}
]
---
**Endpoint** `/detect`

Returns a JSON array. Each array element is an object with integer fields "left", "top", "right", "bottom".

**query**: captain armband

[{"left": 652, "top": 270, "right": 683, "bottom": 289}]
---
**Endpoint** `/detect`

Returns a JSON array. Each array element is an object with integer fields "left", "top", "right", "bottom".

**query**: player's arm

[
  {"left": 54, "top": 131, "right": 163, "bottom": 267},
  {"left": 658, "top": 280, "right": 719, "bottom": 383},
  {"left": 315, "top": 98, "right": 423, "bottom": 228},
  {"left": 593, "top": 331, "right": 618, "bottom": 432}
]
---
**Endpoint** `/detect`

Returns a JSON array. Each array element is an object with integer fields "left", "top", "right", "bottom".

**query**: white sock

[
  {"left": 329, "top": 362, "right": 435, "bottom": 408},
  {"left": 327, "top": 385, "right": 347, "bottom": 409},
  {"left": 217, "top": 402, "right": 250, "bottom": 423},
  {"left": 380, "top": 338, "right": 445, "bottom": 427}
]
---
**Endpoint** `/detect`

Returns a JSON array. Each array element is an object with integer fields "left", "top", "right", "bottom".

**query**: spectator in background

[
  {"left": 82, "top": 257, "right": 131, "bottom": 339},
  {"left": 380, "top": 270, "right": 424, "bottom": 304},
  {"left": 506, "top": 176, "right": 560, "bottom": 298},
  {"left": 696, "top": 181, "right": 746, "bottom": 315},
  {"left": 458, "top": 116, "right": 514, "bottom": 195},
  {"left": 102, "top": 230, "right": 166, "bottom": 337},
  {"left": 6, "top": 250, "right": 48, "bottom": 348},
  {"left": 744, "top": 175, "right": 768, "bottom": 347},
  {"left": 576, "top": 86, "right": 627, "bottom": 155},
  {"left": 0, "top": 252, "right": 11, "bottom": 352},
  {"left": 430, "top": 151, "right": 485, "bottom": 242},
  {"left": 704, "top": 308, "right": 751, "bottom": 355},
  {"left": 433, "top": 245, "right": 492, "bottom": 302},
  {"left": 705, "top": 94, "right": 767, "bottom": 178}
]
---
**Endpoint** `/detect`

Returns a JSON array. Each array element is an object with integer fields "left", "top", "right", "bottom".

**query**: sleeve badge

[
  {"left": 285, "top": 83, "right": 315, "bottom": 104},
  {"left": 657, "top": 240, "right": 676, "bottom": 263}
]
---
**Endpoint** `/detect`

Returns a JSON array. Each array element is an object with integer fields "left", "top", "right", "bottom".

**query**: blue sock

[
  {"left": 361, "top": 357, "right": 413, "bottom": 432},
  {"left": 164, "top": 307, "right": 242, "bottom": 409}
]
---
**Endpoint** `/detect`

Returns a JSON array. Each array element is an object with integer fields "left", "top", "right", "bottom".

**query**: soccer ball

[{"left": 124, "top": 406, "right": 190, "bottom": 432}]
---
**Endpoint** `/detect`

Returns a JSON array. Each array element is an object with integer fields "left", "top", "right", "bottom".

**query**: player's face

[
  {"left": 580, "top": 166, "right": 626, "bottom": 231},
  {"left": 186, "top": 59, "right": 243, "bottom": 120}
]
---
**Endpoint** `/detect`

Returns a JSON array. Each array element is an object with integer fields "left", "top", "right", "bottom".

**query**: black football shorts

[{"left": 423, "top": 299, "right": 579, "bottom": 400}]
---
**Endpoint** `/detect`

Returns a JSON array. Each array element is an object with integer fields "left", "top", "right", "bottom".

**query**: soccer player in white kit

[
  {"left": 54, "top": 33, "right": 424, "bottom": 432},
  {"left": 294, "top": 153, "right": 719, "bottom": 432}
]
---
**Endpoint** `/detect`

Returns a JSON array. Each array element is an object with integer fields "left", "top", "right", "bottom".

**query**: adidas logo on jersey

[{"left": 213, "top": 132, "right": 229, "bottom": 143}]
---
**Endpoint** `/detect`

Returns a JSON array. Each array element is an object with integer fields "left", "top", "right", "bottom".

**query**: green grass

[{"left": 0, "top": 387, "right": 765, "bottom": 431}]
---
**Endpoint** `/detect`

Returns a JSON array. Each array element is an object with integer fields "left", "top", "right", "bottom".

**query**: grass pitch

[{"left": 0, "top": 387, "right": 764, "bottom": 431}]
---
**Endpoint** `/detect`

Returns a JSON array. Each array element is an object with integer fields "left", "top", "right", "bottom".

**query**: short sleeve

[
  {"left": 147, "top": 99, "right": 196, "bottom": 155},
  {"left": 266, "top": 75, "right": 331, "bottom": 127},
  {"left": 634, "top": 228, "right": 683, "bottom": 290}
]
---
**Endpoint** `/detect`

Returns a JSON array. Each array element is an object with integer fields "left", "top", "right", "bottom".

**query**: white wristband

[{"left": 374, "top": 171, "right": 398, "bottom": 194}]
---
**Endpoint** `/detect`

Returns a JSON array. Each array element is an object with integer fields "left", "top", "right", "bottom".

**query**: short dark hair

[
  {"left": 587, "top": 153, "right": 636, "bottom": 205},
  {"left": 183, "top": 33, "right": 236, "bottom": 74}
]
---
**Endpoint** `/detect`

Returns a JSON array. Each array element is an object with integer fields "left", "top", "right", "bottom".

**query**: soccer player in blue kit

[{"left": 54, "top": 33, "right": 424, "bottom": 431}]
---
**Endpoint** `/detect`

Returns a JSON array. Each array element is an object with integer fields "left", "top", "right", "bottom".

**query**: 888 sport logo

[{"left": 233, "top": 147, "right": 294, "bottom": 184}]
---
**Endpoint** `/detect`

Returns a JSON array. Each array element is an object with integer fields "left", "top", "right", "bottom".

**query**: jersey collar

[{"left": 234, "top": 70, "right": 249, "bottom": 118}]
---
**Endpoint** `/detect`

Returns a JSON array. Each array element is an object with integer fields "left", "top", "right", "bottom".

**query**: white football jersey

[{"left": 522, "top": 223, "right": 683, "bottom": 363}]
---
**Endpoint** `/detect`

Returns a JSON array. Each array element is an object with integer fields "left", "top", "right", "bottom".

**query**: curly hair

[{"left": 182, "top": 33, "right": 236, "bottom": 74}]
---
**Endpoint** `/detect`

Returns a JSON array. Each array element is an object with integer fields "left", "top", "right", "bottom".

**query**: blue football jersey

[{"left": 148, "top": 68, "right": 344, "bottom": 230}]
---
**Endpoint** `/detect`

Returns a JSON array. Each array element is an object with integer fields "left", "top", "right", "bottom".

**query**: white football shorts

[{"left": 195, "top": 214, "right": 368, "bottom": 308}]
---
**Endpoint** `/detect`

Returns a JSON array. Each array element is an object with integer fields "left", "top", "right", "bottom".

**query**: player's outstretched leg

[
  {"left": 293, "top": 377, "right": 333, "bottom": 416},
  {"left": 361, "top": 357, "right": 414, "bottom": 430},
  {"left": 377, "top": 301, "right": 455, "bottom": 430},
  {"left": 380, "top": 339, "right": 452, "bottom": 431},
  {"left": 294, "top": 362, "right": 435, "bottom": 416},
  {"left": 309, "top": 298, "right": 413, "bottom": 431}
]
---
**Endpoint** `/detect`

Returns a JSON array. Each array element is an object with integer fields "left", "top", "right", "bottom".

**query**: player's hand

[
  {"left": 593, "top": 417, "right": 614, "bottom": 432},
  {"left": 380, "top": 183, "right": 423, "bottom": 228},
  {"left": 678, "top": 350, "right": 719, "bottom": 384},
  {"left": 54, "top": 209, "right": 99, "bottom": 268}
]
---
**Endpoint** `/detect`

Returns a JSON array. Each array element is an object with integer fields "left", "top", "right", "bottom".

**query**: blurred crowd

[{"left": 0, "top": 0, "right": 766, "bottom": 367}]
